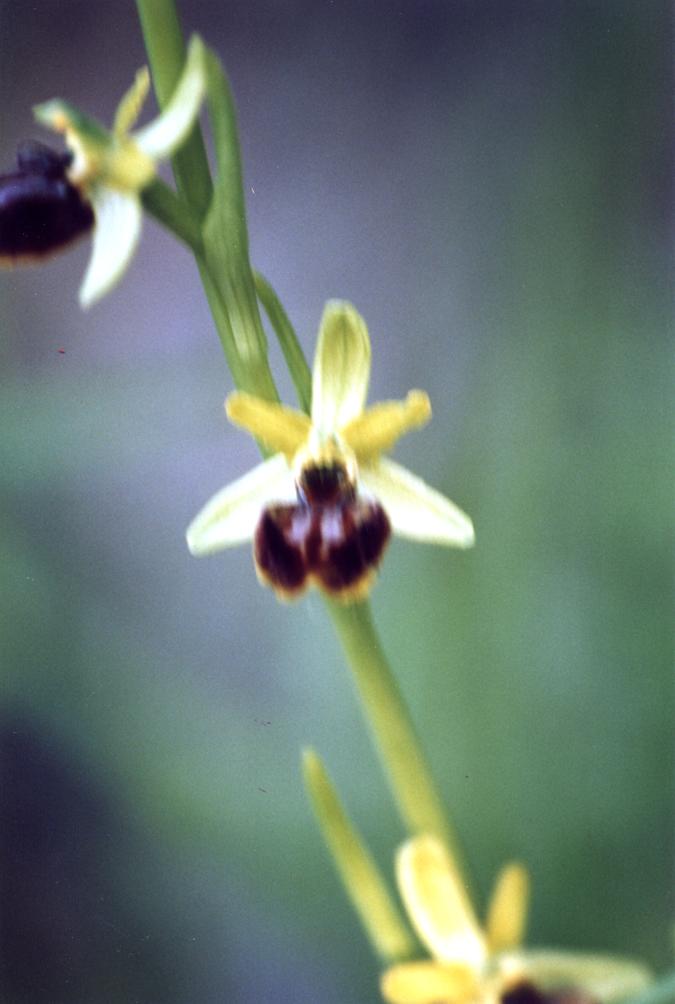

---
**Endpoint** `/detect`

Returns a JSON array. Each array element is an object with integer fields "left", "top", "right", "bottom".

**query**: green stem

[
  {"left": 195, "top": 259, "right": 276, "bottom": 402},
  {"left": 326, "top": 598, "right": 465, "bottom": 872},
  {"left": 199, "top": 46, "right": 278, "bottom": 402},
  {"left": 136, "top": 0, "right": 278, "bottom": 403},
  {"left": 142, "top": 179, "right": 203, "bottom": 252},
  {"left": 135, "top": 0, "right": 212, "bottom": 217},
  {"left": 137, "top": 0, "right": 468, "bottom": 897},
  {"left": 254, "top": 272, "right": 312, "bottom": 413},
  {"left": 140, "top": 187, "right": 310, "bottom": 411}
]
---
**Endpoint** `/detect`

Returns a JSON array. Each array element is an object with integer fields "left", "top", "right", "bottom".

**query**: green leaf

[
  {"left": 255, "top": 272, "right": 312, "bottom": 414},
  {"left": 302, "top": 748, "right": 416, "bottom": 963},
  {"left": 199, "top": 45, "right": 278, "bottom": 401}
]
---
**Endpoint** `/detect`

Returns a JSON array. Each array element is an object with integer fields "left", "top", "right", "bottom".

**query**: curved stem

[{"left": 326, "top": 598, "right": 467, "bottom": 877}]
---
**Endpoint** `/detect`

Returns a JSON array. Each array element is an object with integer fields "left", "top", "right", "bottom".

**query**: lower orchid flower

[{"left": 381, "top": 835, "right": 651, "bottom": 1004}]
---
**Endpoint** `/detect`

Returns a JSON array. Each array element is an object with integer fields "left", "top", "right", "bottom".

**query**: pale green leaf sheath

[
  {"left": 302, "top": 749, "right": 416, "bottom": 963},
  {"left": 186, "top": 300, "right": 475, "bottom": 601},
  {"left": 34, "top": 35, "right": 206, "bottom": 307}
]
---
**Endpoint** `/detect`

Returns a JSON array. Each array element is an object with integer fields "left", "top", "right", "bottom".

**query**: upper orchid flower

[
  {"left": 186, "top": 300, "right": 475, "bottom": 601},
  {"left": 381, "top": 835, "right": 651, "bottom": 1004},
  {"left": 32, "top": 35, "right": 206, "bottom": 307}
]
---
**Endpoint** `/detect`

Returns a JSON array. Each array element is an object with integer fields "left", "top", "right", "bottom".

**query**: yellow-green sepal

[
  {"left": 396, "top": 836, "right": 485, "bottom": 968},
  {"left": 311, "top": 300, "right": 371, "bottom": 436}
]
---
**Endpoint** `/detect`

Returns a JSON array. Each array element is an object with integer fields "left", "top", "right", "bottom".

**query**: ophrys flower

[
  {"left": 381, "top": 835, "right": 651, "bottom": 1004},
  {"left": 186, "top": 300, "right": 475, "bottom": 601},
  {"left": 33, "top": 35, "right": 206, "bottom": 307}
]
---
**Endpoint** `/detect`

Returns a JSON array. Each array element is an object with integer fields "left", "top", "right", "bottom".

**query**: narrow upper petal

[
  {"left": 311, "top": 300, "right": 371, "bottom": 436},
  {"left": 133, "top": 35, "right": 207, "bottom": 160},
  {"left": 396, "top": 836, "right": 485, "bottom": 968},
  {"left": 359, "top": 458, "right": 475, "bottom": 548},
  {"left": 225, "top": 392, "right": 311, "bottom": 459},
  {"left": 381, "top": 961, "right": 477, "bottom": 1004},
  {"left": 518, "top": 950, "right": 653, "bottom": 1002},
  {"left": 79, "top": 186, "right": 142, "bottom": 308},
  {"left": 186, "top": 453, "right": 294, "bottom": 556},
  {"left": 113, "top": 68, "right": 151, "bottom": 137},
  {"left": 485, "top": 863, "right": 529, "bottom": 953},
  {"left": 341, "top": 391, "right": 431, "bottom": 461}
]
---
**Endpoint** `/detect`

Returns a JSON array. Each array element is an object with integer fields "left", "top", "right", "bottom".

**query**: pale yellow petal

[
  {"left": 359, "top": 458, "right": 475, "bottom": 548},
  {"left": 79, "top": 187, "right": 141, "bottom": 308},
  {"left": 485, "top": 863, "right": 529, "bottom": 952},
  {"left": 113, "top": 68, "right": 150, "bottom": 137},
  {"left": 381, "top": 962, "right": 477, "bottom": 1004},
  {"left": 133, "top": 35, "right": 207, "bottom": 160},
  {"left": 341, "top": 391, "right": 431, "bottom": 460},
  {"left": 396, "top": 836, "right": 485, "bottom": 968},
  {"left": 519, "top": 950, "right": 653, "bottom": 1002},
  {"left": 311, "top": 300, "right": 371, "bottom": 435},
  {"left": 225, "top": 392, "right": 311, "bottom": 459},
  {"left": 186, "top": 453, "right": 294, "bottom": 555}
]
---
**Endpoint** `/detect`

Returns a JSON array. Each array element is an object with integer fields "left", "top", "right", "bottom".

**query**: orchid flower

[
  {"left": 187, "top": 300, "right": 475, "bottom": 601},
  {"left": 33, "top": 35, "right": 206, "bottom": 307}
]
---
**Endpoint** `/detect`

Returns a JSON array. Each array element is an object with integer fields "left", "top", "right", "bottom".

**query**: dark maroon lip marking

[
  {"left": 297, "top": 461, "right": 355, "bottom": 507},
  {"left": 254, "top": 460, "right": 391, "bottom": 600},
  {"left": 502, "top": 982, "right": 599, "bottom": 1004},
  {"left": 0, "top": 141, "right": 94, "bottom": 263}
]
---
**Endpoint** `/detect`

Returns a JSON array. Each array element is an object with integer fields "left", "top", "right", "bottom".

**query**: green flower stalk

[
  {"left": 135, "top": 0, "right": 472, "bottom": 876},
  {"left": 185, "top": 298, "right": 473, "bottom": 859}
]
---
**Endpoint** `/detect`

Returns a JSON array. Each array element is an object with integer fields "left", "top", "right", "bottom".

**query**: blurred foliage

[{"left": 0, "top": 2, "right": 672, "bottom": 1002}]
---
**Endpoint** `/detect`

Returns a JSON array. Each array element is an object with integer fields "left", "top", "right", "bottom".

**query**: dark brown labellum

[
  {"left": 502, "top": 982, "right": 599, "bottom": 1004},
  {"left": 0, "top": 141, "right": 94, "bottom": 263},
  {"left": 254, "top": 460, "right": 391, "bottom": 600},
  {"left": 297, "top": 461, "right": 354, "bottom": 507}
]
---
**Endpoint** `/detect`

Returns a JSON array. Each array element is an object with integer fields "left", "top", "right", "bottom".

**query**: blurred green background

[{"left": 0, "top": 2, "right": 672, "bottom": 1002}]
